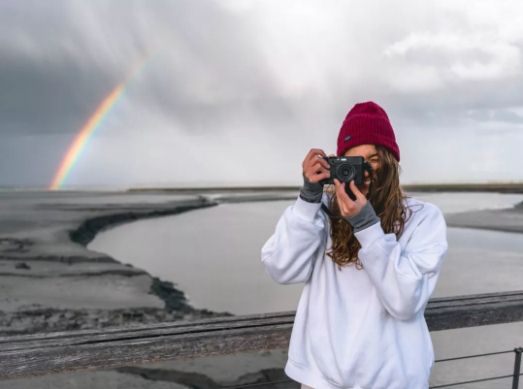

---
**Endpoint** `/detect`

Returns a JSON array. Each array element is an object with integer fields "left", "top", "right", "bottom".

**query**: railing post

[{"left": 513, "top": 347, "right": 522, "bottom": 389}]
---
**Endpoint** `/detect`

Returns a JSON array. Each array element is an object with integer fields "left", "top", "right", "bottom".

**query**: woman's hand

[
  {"left": 333, "top": 178, "right": 367, "bottom": 218},
  {"left": 302, "top": 148, "right": 330, "bottom": 184},
  {"left": 299, "top": 148, "right": 331, "bottom": 203}
]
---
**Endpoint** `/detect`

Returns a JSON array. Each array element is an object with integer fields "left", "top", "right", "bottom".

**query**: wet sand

[
  {"left": 0, "top": 190, "right": 296, "bottom": 335},
  {"left": 0, "top": 191, "right": 222, "bottom": 336},
  {"left": 445, "top": 200, "right": 523, "bottom": 233}
]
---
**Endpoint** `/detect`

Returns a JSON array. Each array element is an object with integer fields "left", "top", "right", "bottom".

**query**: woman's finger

[
  {"left": 349, "top": 180, "right": 366, "bottom": 202},
  {"left": 304, "top": 163, "right": 330, "bottom": 183},
  {"left": 334, "top": 179, "right": 351, "bottom": 204},
  {"left": 333, "top": 179, "right": 345, "bottom": 212},
  {"left": 310, "top": 160, "right": 330, "bottom": 172},
  {"left": 308, "top": 170, "right": 330, "bottom": 183},
  {"left": 302, "top": 149, "right": 327, "bottom": 172},
  {"left": 306, "top": 149, "right": 327, "bottom": 164}
]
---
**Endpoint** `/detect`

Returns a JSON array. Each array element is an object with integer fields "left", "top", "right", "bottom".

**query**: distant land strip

[{"left": 127, "top": 182, "right": 523, "bottom": 194}]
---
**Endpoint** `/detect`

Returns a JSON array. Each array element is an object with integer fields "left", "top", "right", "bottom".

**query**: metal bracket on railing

[{"left": 513, "top": 347, "right": 522, "bottom": 389}]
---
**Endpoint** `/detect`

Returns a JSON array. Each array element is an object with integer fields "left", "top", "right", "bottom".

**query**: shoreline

[
  {"left": 0, "top": 189, "right": 521, "bottom": 335},
  {"left": 0, "top": 190, "right": 296, "bottom": 335},
  {"left": 125, "top": 182, "right": 523, "bottom": 193},
  {"left": 0, "top": 193, "right": 225, "bottom": 335},
  {"left": 445, "top": 200, "right": 523, "bottom": 234}
]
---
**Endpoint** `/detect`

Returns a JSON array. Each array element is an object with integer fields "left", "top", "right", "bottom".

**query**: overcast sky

[{"left": 1, "top": 0, "right": 523, "bottom": 189}]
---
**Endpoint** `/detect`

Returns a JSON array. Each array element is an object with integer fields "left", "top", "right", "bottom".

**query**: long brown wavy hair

[{"left": 323, "top": 145, "right": 412, "bottom": 271}]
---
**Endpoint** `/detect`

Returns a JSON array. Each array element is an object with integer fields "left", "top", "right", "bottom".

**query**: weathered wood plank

[
  {"left": 0, "top": 290, "right": 521, "bottom": 379},
  {"left": 425, "top": 290, "right": 523, "bottom": 330},
  {"left": 1, "top": 325, "right": 293, "bottom": 379}
]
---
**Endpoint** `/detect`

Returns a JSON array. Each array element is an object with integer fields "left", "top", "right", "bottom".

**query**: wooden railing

[{"left": 0, "top": 290, "right": 522, "bottom": 380}]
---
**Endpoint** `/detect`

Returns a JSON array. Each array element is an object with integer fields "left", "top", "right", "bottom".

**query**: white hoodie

[{"left": 261, "top": 192, "right": 448, "bottom": 389}]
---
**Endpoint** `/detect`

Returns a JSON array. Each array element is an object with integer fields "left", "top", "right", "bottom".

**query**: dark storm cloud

[
  {"left": 0, "top": 52, "right": 118, "bottom": 135},
  {"left": 0, "top": 1, "right": 142, "bottom": 135},
  {"left": 127, "top": 2, "right": 297, "bottom": 133},
  {"left": 2, "top": 0, "right": 522, "bottom": 140},
  {"left": 0, "top": 0, "right": 295, "bottom": 137}
]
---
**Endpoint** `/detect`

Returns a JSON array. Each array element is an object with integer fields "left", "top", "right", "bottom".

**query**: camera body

[{"left": 319, "top": 156, "right": 372, "bottom": 188}]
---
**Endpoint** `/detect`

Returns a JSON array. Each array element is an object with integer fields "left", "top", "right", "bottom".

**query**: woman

[{"left": 260, "top": 101, "right": 448, "bottom": 389}]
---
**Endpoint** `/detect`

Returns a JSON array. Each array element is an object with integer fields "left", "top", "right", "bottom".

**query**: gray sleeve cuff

[
  {"left": 344, "top": 201, "right": 380, "bottom": 232},
  {"left": 299, "top": 174, "right": 323, "bottom": 203}
]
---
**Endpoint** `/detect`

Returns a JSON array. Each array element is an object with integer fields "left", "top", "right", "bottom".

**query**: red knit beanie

[{"left": 336, "top": 101, "right": 400, "bottom": 162}]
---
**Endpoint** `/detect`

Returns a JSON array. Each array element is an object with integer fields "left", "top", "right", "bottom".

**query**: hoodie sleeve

[
  {"left": 260, "top": 194, "right": 327, "bottom": 284},
  {"left": 354, "top": 202, "right": 448, "bottom": 321}
]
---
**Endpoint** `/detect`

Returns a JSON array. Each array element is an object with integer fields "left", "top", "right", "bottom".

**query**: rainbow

[{"left": 49, "top": 56, "right": 147, "bottom": 190}]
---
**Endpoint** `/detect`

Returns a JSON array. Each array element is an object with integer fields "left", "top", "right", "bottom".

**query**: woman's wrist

[
  {"left": 344, "top": 201, "right": 380, "bottom": 232},
  {"left": 299, "top": 173, "right": 324, "bottom": 203}
]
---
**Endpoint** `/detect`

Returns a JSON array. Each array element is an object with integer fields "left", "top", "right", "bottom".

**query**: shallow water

[{"left": 88, "top": 191, "right": 523, "bottom": 315}]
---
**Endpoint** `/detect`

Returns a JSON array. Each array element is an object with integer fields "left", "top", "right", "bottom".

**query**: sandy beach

[
  {"left": 0, "top": 189, "right": 298, "bottom": 336},
  {"left": 0, "top": 190, "right": 222, "bottom": 336},
  {"left": 445, "top": 200, "right": 523, "bottom": 233}
]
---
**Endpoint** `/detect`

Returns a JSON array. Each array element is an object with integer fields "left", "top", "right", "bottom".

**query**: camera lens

[{"left": 336, "top": 163, "right": 355, "bottom": 182}]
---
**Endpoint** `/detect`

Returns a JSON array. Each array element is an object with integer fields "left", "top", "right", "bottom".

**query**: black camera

[{"left": 319, "top": 156, "right": 372, "bottom": 200}]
